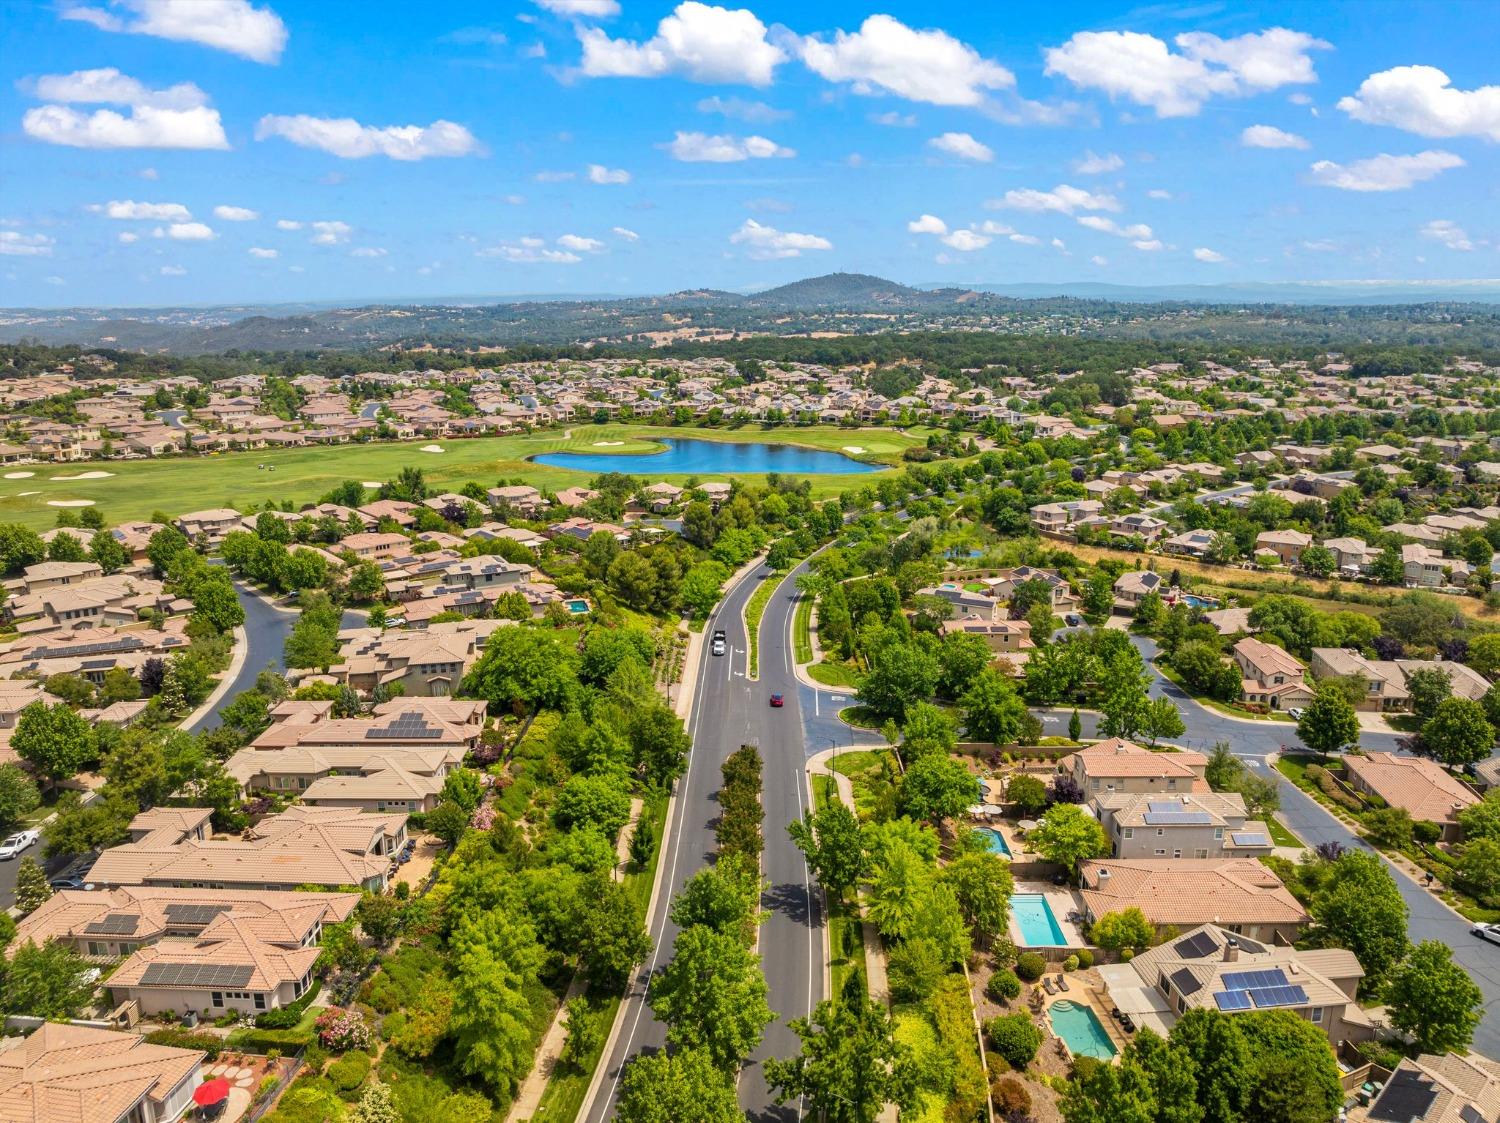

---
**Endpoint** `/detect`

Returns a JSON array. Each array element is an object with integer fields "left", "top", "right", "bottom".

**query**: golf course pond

[{"left": 532, "top": 438, "right": 881, "bottom": 476}]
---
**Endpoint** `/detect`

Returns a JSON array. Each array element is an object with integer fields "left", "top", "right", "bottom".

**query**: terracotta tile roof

[
  {"left": 1079, "top": 859, "right": 1308, "bottom": 928},
  {"left": 0, "top": 1024, "right": 202, "bottom": 1123},
  {"left": 1067, "top": 738, "right": 1207, "bottom": 781},
  {"left": 1344, "top": 751, "right": 1480, "bottom": 825}
]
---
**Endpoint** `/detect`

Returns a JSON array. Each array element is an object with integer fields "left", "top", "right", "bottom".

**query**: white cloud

[
  {"left": 213, "top": 205, "right": 259, "bottom": 221},
  {"left": 1073, "top": 150, "right": 1123, "bottom": 174},
  {"left": 503, "top": 194, "right": 526, "bottom": 205},
  {"left": 907, "top": 214, "right": 948, "bottom": 235},
  {"left": 696, "top": 95, "right": 790, "bottom": 123},
  {"left": 586, "top": 163, "right": 631, "bottom": 184},
  {"left": 940, "top": 229, "right": 990, "bottom": 251},
  {"left": 1193, "top": 247, "right": 1226, "bottom": 262},
  {"left": 1241, "top": 124, "right": 1309, "bottom": 149},
  {"left": 534, "top": 0, "right": 619, "bottom": 16},
  {"left": 1044, "top": 27, "right": 1329, "bottom": 117},
  {"left": 578, "top": 2, "right": 785, "bottom": 86},
  {"left": 1076, "top": 215, "right": 1153, "bottom": 240},
  {"left": 1338, "top": 66, "right": 1500, "bottom": 142},
  {"left": 152, "top": 221, "right": 215, "bottom": 240},
  {"left": 1301, "top": 239, "right": 1338, "bottom": 252},
  {"left": 478, "top": 237, "right": 582, "bottom": 264},
  {"left": 28, "top": 67, "right": 208, "bottom": 110},
  {"left": 248, "top": 246, "right": 278, "bottom": 258},
  {"left": 1419, "top": 219, "right": 1474, "bottom": 251},
  {"left": 276, "top": 219, "right": 302, "bottom": 231},
  {"left": 795, "top": 14, "right": 1014, "bottom": 107},
  {"left": 928, "top": 132, "right": 992, "bottom": 162},
  {"left": 24, "top": 104, "right": 228, "bottom": 150},
  {"left": 139, "top": 167, "right": 158, "bottom": 179},
  {"left": 1132, "top": 239, "right": 1163, "bottom": 251},
  {"left": 664, "top": 131, "right": 794, "bottom": 161},
  {"left": 309, "top": 220, "right": 352, "bottom": 245},
  {"left": 61, "top": 0, "right": 288, "bottom": 64},
  {"left": 988, "top": 184, "right": 1120, "bottom": 214},
  {"left": 1051, "top": 237, "right": 1067, "bottom": 252},
  {"left": 350, "top": 247, "right": 388, "bottom": 257},
  {"left": 1009, "top": 233, "right": 1041, "bottom": 245},
  {"left": 533, "top": 170, "right": 576, "bottom": 182},
  {"left": 1091, "top": 255, "right": 1108, "bottom": 265},
  {"left": 117, "top": 231, "right": 138, "bottom": 243},
  {"left": 0, "top": 231, "right": 54, "bottom": 257},
  {"left": 256, "top": 115, "right": 480, "bottom": 160},
  {"left": 870, "top": 110, "right": 916, "bottom": 127},
  {"left": 159, "top": 264, "right": 187, "bottom": 275},
  {"left": 612, "top": 226, "right": 639, "bottom": 241},
  {"left": 1308, "top": 149, "right": 1463, "bottom": 191},
  {"left": 90, "top": 199, "right": 192, "bottom": 220},
  {"left": 1147, "top": 188, "right": 1173, "bottom": 199},
  {"left": 43, "top": 276, "right": 66, "bottom": 285},
  {"left": 729, "top": 218, "right": 831, "bottom": 259},
  {"left": 557, "top": 233, "right": 604, "bottom": 251}
]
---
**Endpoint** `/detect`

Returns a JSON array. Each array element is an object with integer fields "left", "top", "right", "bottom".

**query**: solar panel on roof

[
  {"left": 1222, "top": 968, "right": 1289, "bottom": 990},
  {"left": 1213, "top": 990, "right": 1253, "bottom": 1011},
  {"left": 84, "top": 913, "right": 140, "bottom": 935},
  {"left": 163, "top": 903, "right": 230, "bottom": 925},
  {"left": 1173, "top": 931, "right": 1218, "bottom": 959},
  {"left": 1459, "top": 1105, "right": 1486, "bottom": 1123},
  {"left": 1169, "top": 967, "right": 1202, "bottom": 996},
  {"left": 1248, "top": 985, "right": 1308, "bottom": 1008},
  {"left": 1231, "top": 832, "right": 1270, "bottom": 846},
  {"left": 1369, "top": 1069, "right": 1439, "bottom": 1123},
  {"left": 140, "top": 962, "right": 255, "bottom": 988}
]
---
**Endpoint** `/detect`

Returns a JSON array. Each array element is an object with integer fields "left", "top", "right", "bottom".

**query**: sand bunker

[
  {"left": 420, "top": 444, "right": 445, "bottom": 453},
  {"left": 50, "top": 471, "right": 114, "bottom": 481},
  {"left": 17, "top": 491, "right": 37, "bottom": 497},
  {"left": 3, "top": 472, "right": 34, "bottom": 479},
  {"left": 47, "top": 499, "right": 95, "bottom": 507},
  {"left": 592, "top": 441, "right": 625, "bottom": 446},
  {"left": 842, "top": 446, "right": 867, "bottom": 454},
  {"left": 361, "top": 481, "right": 382, "bottom": 488}
]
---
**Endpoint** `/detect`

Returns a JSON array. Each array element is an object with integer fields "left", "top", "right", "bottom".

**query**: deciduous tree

[{"left": 1388, "top": 940, "right": 1483, "bottom": 1054}]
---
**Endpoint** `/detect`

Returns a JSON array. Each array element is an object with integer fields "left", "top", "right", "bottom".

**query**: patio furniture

[
  {"left": 1043, "top": 978, "right": 1057, "bottom": 995},
  {"left": 1056, "top": 975, "right": 1071, "bottom": 992}
]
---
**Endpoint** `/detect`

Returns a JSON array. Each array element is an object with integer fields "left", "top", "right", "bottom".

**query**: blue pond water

[{"left": 533, "top": 438, "right": 879, "bottom": 476}]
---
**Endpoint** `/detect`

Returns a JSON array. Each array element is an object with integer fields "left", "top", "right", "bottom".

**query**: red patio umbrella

[{"left": 193, "top": 1078, "right": 231, "bottom": 1107}]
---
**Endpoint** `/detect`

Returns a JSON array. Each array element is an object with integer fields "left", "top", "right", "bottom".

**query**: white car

[
  {"left": 1473, "top": 923, "right": 1500, "bottom": 947},
  {"left": 1287, "top": 707, "right": 1305, "bottom": 720},
  {"left": 0, "top": 830, "right": 39, "bottom": 860}
]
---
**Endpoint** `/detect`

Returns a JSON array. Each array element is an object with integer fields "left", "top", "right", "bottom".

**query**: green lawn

[
  {"left": 839, "top": 705, "right": 883, "bottom": 730},
  {"left": 1265, "top": 816, "right": 1302, "bottom": 848},
  {"left": 891, "top": 1006, "right": 947, "bottom": 1123},
  {"left": 745, "top": 568, "right": 790, "bottom": 679},
  {"left": 793, "top": 595, "right": 814, "bottom": 665},
  {"left": 0, "top": 423, "right": 922, "bottom": 530},
  {"left": 807, "top": 661, "right": 860, "bottom": 688}
]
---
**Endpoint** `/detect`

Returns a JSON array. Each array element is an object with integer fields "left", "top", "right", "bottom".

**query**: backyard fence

[{"left": 242, "top": 1049, "right": 306, "bottom": 1123}]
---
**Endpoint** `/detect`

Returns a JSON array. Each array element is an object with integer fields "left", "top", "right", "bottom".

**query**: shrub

[
  {"left": 1014, "top": 952, "right": 1046, "bottom": 982},
  {"left": 227, "top": 1027, "right": 314, "bottom": 1055},
  {"left": 315, "top": 1008, "right": 373, "bottom": 1053},
  {"left": 1062, "top": 954, "right": 1079, "bottom": 972},
  {"left": 991, "top": 1075, "right": 1033, "bottom": 1121},
  {"left": 143, "top": 1028, "right": 223, "bottom": 1060},
  {"left": 1074, "top": 948, "right": 1094, "bottom": 969},
  {"left": 1414, "top": 820, "right": 1443, "bottom": 845},
  {"left": 986, "top": 968, "right": 1022, "bottom": 1003},
  {"left": 1121, "top": 948, "right": 1134, "bottom": 961},
  {"left": 327, "top": 1050, "right": 371, "bottom": 1097},
  {"left": 253, "top": 1074, "right": 281, "bottom": 1104},
  {"left": 985, "top": 1012, "right": 1043, "bottom": 1069},
  {"left": 254, "top": 1006, "right": 303, "bottom": 1029}
]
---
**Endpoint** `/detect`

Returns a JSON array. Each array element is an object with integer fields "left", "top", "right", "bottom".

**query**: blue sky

[{"left": 1, "top": 0, "right": 1496, "bottom": 306}]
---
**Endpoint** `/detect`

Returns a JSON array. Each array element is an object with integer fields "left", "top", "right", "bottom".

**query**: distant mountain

[
  {"left": 2, "top": 271, "right": 1498, "bottom": 353},
  {"left": 747, "top": 272, "right": 941, "bottom": 308},
  {"left": 929, "top": 279, "right": 1500, "bottom": 306}
]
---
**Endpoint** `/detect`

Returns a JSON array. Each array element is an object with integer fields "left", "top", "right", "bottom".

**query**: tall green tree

[
  {"left": 669, "top": 854, "right": 763, "bottom": 945},
  {"left": 1168, "top": 1009, "right": 1251, "bottom": 1123},
  {"left": 12, "top": 700, "right": 96, "bottom": 781},
  {"left": 789, "top": 801, "right": 866, "bottom": 901},
  {"left": 447, "top": 906, "right": 544, "bottom": 1097},
  {"left": 1421, "top": 696, "right": 1496, "bottom": 767},
  {"left": 1030, "top": 803, "right": 1109, "bottom": 877},
  {"left": 1387, "top": 940, "right": 1483, "bottom": 1054},
  {"left": 1297, "top": 683, "right": 1359, "bottom": 759},
  {"left": 1310, "top": 849, "right": 1408, "bottom": 996},
  {"left": 617, "top": 1049, "right": 745, "bottom": 1123},
  {"left": 764, "top": 975, "right": 923, "bottom": 1123},
  {"left": 650, "top": 925, "right": 773, "bottom": 1068},
  {"left": 0, "top": 940, "right": 93, "bottom": 1017}
]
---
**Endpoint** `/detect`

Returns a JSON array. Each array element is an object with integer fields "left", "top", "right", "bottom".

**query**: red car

[{"left": 769, "top": 693, "right": 784, "bottom": 708}]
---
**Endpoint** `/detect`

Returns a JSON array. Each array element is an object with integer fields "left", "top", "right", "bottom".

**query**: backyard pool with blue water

[
  {"left": 1049, "top": 1001, "right": 1118, "bottom": 1059},
  {"left": 976, "top": 826, "right": 1012, "bottom": 858},
  {"left": 1011, "top": 893, "right": 1068, "bottom": 945}
]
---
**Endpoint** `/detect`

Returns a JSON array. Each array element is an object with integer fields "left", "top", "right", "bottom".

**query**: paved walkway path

[{"left": 508, "top": 974, "right": 588, "bottom": 1122}]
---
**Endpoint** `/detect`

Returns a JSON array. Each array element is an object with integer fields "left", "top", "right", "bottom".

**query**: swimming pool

[
  {"left": 565, "top": 599, "right": 590, "bottom": 615},
  {"left": 976, "top": 827, "right": 1012, "bottom": 858},
  {"left": 1180, "top": 593, "right": 1221, "bottom": 609},
  {"left": 1049, "top": 1001, "right": 1117, "bottom": 1060},
  {"left": 1011, "top": 893, "right": 1068, "bottom": 945}
]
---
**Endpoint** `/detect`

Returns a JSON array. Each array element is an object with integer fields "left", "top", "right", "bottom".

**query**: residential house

[
  {"left": 1232, "top": 637, "right": 1314, "bottom": 711},
  {"left": 1343, "top": 751, "right": 1479, "bottom": 842},
  {"left": 918, "top": 583, "right": 1002, "bottom": 622},
  {"left": 985, "top": 567, "right": 1081, "bottom": 614},
  {"left": 1078, "top": 859, "right": 1309, "bottom": 944},
  {"left": 1322, "top": 536, "right": 1377, "bottom": 574},
  {"left": 1030, "top": 499, "right": 1104, "bottom": 534},
  {"left": 1254, "top": 530, "right": 1313, "bottom": 567},
  {"left": 1113, "top": 569, "right": 1165, "bottom": 608},
  {"left": 85, "top": 805, "right": 407, "bottom": 894},
  {"left": 11, "top": 885, "right": 357, "bottom": 962},
  {"left": 938, "top": 615, "right": 1032, "bottom": 653},
  {"left": 174, "top": 509, "right": 242, "bottom": 544},
  {"left": 1366, "top": 1052, "right": 1500, "bottom": 1123},
  {"left": 1309, "top": 648, "right": 1410, "bottom": 712},
  {"left": 341, "top": 532, "right": 409, "bottom": 560},
  {"left": 0, "top": 1024, "right": 204, "bottom": 1123},
  {"left": 329, "top": 627, "right": 491, "bottom": 696},
  {"left": 1163, "top": 529, "right": 1218, "bottom": 558},
  {"left": 1097, "top": 923, "right": 1374, "bottom": 1044},
  {"left": 1061, "top": 738, "right": 1208, "bottom": 797},
  {"left": 1108, "top": 513, "right": 1168, "bottom": 543},
  {"left": 488, "top": 484, "right": 546, "bottom": 516},
  {"left": 1404, "top": 543, "right": 1458, "bottom": 588},
  {"left": 1093, "top": 791, "right": 1275, "bottom": 860}
]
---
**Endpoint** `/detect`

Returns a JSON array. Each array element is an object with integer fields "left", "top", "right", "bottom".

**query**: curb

[{"left": 179, "top": 622, "right": 248, "bottom": 731}]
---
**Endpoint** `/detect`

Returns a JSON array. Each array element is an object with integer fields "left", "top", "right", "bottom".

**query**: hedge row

[{"left": 716, "top": 745, "right": 764, "bottom": 865}]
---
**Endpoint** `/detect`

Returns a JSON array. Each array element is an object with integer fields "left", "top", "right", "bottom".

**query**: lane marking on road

[{"left": 596, "top": 569, "right": 756, "bottom": 1119}]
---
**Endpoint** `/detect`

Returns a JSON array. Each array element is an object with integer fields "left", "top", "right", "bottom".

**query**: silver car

[
  {"left": 1473, "top": 923, "right": 1500, "bottom": 947},
  {"left": 0, "top": 830, "right": 39, "bottom": 860}
]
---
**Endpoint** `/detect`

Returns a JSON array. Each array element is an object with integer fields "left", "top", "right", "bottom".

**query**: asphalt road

[{"left": 584, "top": 562, "right": 822, "bottom": 1123}]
